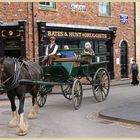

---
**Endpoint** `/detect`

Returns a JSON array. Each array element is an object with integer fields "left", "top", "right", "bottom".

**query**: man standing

[{"left": 131, "top": 59, "right": 139, "bottom": 86}]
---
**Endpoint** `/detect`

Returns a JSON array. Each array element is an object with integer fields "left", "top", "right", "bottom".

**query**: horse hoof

[
  {"left": 17, "top": 125, "right": 28, "bottom": 136},
  {"left": 8, "top": 123, "right": 18, "bottom": 128},
  {"left": 8, "top": 120, "right": 18, "bottom": 128},
  {"left": 27, "top": 112, "right": 37, "bottom": 119},
  {"left": 17, "top": 130, "right": 28, "bottom": 136}
]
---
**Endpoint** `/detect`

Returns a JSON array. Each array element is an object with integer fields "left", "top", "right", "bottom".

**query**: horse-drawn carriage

[
  {"left": 20, "top": 48, "right": 110, "bottom": 110},
  {"left": 0, "top": 48, "right": 110, "bottom": 135}
]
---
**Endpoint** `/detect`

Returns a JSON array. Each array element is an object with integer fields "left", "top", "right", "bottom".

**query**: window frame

[
  {"left": 98, "top": 2, "right": 111, "bottom": 16},
  {"left": 39, "top": 2, "right": 56, "bottom": 10}
]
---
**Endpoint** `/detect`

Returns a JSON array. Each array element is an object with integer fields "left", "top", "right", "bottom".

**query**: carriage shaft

[{"left": 19, "top": 79, "right": 68, "bottom": 86}]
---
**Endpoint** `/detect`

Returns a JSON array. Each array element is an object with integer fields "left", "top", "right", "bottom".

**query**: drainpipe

[
  {"left": 134, "top": 2, "right": 136, "bottom": 60},
  {"left": 31, "top": 2, "right": 35, "bottom": 60}
]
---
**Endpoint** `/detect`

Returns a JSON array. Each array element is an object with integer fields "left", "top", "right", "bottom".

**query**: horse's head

[{"left": 0, "top": 57, "right": 16, "bottom": 88}]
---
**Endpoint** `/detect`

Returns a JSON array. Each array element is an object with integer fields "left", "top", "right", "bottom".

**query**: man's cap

[
  {"left": 50, "top": 36, "right": 56, "bottom": 40},
  {"left": 132, "top": 59, "right": 136, "bottom": 62}
]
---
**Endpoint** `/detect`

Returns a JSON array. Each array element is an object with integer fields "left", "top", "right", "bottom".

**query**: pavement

[
  {"left": 99, "top": 101, "right": 140, "bottom": 125},
  {"left": 99, "top": 79, "right": 140, "bottom": 125},
  {"left": 2, "top": 78, "right": 140, "bottom": 126}
]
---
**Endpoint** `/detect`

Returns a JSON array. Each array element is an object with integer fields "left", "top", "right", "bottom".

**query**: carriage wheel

[
  {"left": 36, "top": 85, "right": 48, "bottom": 107},
  {"left": 93, "top": 68, "right": 110, "bottom": 102},
  {"left": 61, "top": 84, "right": 72, "bottom": 100},
  {"left": 72, "top": 79, "right": 83, "bottom": 110}
]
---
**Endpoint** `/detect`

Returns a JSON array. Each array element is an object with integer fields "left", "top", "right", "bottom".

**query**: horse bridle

[
  {"left": 0, "top": 64, "right": 4, "bottom": 85},
  {"left": 0, "top": 58, "right": 22, "bottom": 91}
]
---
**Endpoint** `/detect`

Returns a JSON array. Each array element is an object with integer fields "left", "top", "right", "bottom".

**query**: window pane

[
  {"left": 40, "top": 2, "right": 45, "bottom": 5},
  {"left": 99, "top": 2, "right": 110, "bottom": 16},
  {"left": 99, "top": 41, "right": 107, "bottom": 52},
  {"left": 39, "top": 2, "right": 56, "bottom": 9},
  {"left": 46, "top": 2, "right": 51, "bottom": 6},
  {"left": 95, "top": 41, "right": 99, "bottom": 53}
]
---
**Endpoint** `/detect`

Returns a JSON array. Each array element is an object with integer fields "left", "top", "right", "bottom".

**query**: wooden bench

[
  {"left": 53, "top": 58, "right": 78, "bottom": 62},
  {"left": 57, "top": 48, "right": 83, "bottom": 53},
  {"left": 53, "top": 48, "right": 95, "bottom": 67}
]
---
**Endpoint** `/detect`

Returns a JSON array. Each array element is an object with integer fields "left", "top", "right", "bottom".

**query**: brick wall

[
  {"left": 136, "top": 3, "right": 140, "bottom": 80},
  {"left": 34, "top": 2, "right": 135, "bottom": 80},
  {"left": 0, "top": 2, "right": 28, "bottom": 21},
  {"left": 0, "top": 2, "right": 135, "bottom": 80}
]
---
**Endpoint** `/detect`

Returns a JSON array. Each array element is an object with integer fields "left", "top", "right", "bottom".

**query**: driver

[{"left": 42, "top": 36, "right": 59, "bottom": 65}]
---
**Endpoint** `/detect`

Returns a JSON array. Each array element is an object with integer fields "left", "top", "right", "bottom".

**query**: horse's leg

[
  {"left": 28, "top": 92, "right": 39, "bottom": 119},
  {"left": 17, "top": 94, "right": 28, "bottom": 136},
  {"left": 7, "top": 93, "right": 18, "bottom": 128}
]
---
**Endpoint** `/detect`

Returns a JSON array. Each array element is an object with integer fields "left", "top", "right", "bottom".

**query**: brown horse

[{"left": 0, "top": 57, "right": 42, "bottom": 136}]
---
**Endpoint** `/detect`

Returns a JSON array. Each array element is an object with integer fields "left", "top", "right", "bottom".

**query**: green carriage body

[
  {"left": 40, "top": 59, "right": 110, "bottom": 109},
  {"left": 80, "top": 61, "right": 108, "bottom": 76},
  {"left": 42, "top": 62, "right": 80, "bottom": 79},
  {"left": 20, "top": 48, "right": 110, "bottom": 109},
  {"left": 42, "top": 60, "right": 108, "bottom": 79}
]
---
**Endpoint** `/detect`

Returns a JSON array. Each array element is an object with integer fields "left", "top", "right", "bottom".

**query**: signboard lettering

[
  {"left": 71, "top": 4, "right": 87, "bottom": 12},
  {"left": 1, "top": 29, "right": 21, "bottom": 37},
  {"left": 47, "top": 31, "right": 108, "bottom": 39}
]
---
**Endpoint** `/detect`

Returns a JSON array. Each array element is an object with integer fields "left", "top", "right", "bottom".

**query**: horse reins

[
  {"left": 0, "top": 65, "right": 4, "bottom": 85},
  {"left": 0, "top": 58, "right": 23, "bottom": 91}
]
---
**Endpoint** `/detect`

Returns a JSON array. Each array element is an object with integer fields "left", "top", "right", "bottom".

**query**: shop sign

[
  {"left": 1, "top": 29, "right": 20, "bottom": 37},
  {"left": 47, "top": 31, "right": 108, "bottom": 39},
  {"left": 120, "top": 14, "right": 128, "bottom": 24},
  {"left": 71, "top": 4, "right": 87, "bottom": 12}
]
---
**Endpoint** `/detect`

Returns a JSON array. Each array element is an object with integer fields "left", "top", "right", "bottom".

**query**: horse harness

[{"left": 0, "top": 58, "right": 23, "bottom": 91}]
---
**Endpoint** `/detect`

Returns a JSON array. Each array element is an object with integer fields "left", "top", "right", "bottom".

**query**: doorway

[
  {"left": 5, "top": 50, "right": 21, "bottom": 58},
  {"left": 120, "top": 41, "right": 128, "bottom": 78}
]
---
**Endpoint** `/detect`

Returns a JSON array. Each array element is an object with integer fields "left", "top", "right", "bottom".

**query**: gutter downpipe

[
  {"left": 134, "top": 2, "right": 136, "bottom": 60},
  {"left": 31, "top": 2, "right": 35, "bottom": 61}
]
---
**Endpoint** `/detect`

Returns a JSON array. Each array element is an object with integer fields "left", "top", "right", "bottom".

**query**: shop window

[
  {"left": 99, "top": 42, "right": 107, "bottom": 52},
  {"left": 5, "top": 40, "right": 20, "bottom": 48},
  {"left": 79, "top": 41, "right": 93, "bottom": 49},
  {"left": 95, "top": 41, "right": 108, "bottom": 61},
  {"left": 98, "top": 2, "right": 111, "bottom": 16},
  {"left": 39, "top": 2, "right": 56, "bottom": 10}
]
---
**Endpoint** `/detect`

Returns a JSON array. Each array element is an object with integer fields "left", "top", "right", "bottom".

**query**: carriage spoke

[
  {"left": 102, "top": 85, "right": 108, "bottom": 91},
  {"left": 61, "top": 84, "right": 72, "bottom": 100},
  {"left": 101, "top": 88, "right": 107, "bottom": 98}
]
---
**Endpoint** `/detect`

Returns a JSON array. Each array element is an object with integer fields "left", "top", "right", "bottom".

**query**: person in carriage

[
  {"left": 60, "top": 45, "right": 77, "bottom": 58},
  {"left": 42, "top": 36, "right": 59, "bottom": 65},
  {"left": 81, "top": 41, "right": 95, "bottom": 64}
]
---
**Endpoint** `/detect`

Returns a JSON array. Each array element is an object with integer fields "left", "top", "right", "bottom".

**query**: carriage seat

[
  {"left": 53, "top": 58, "right": 77, "bottom": 62},
  {"left": 51, "top": 58, "right": 80, "bottom": 76}
]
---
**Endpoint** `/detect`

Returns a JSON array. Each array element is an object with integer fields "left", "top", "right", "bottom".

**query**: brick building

[
  {"left": 136, "top": 2, "right": 140, "bottom": 79},
  {"left": 0, "top": 2, "right": 136, "bottom": 80}
]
